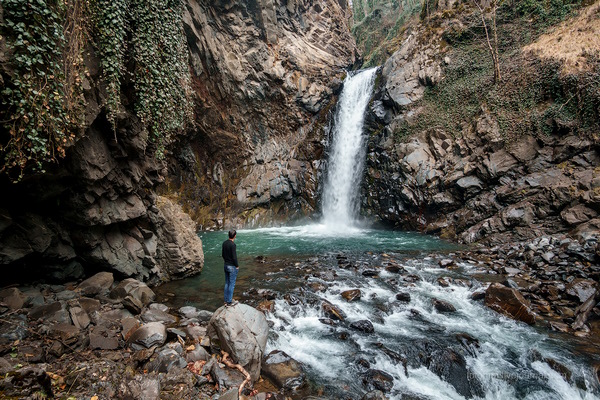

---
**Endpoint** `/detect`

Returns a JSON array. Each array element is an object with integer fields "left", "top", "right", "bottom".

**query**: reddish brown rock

[
  {"left": 322, "top": 302, "right": 346, "bottom": 321},
  {"left": 341, "top": 289, "right": 361, "bottom": 302},
  {"left": 485, "top": 283, "right": 536, "bottom": 325}
]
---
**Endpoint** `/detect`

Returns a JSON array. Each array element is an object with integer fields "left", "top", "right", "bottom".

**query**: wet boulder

[
  {"left": 350, "top": 320, "right": 375, "bottom": 333},
  {"left": 362, "top": 270, "right": 380, "bottom": 277},
  {"left": 485, "top": 283, "right": 536, "bottom": 324},
  {"left": 385, "top": 265, "right": 406, "bottom": 274},
  {"left": 428, "top": 348, "right": 484, "bottom": 399},
  {"left": 341, "top": 289, "right": 362, "bottom": 302},
  {"left": 321, "top": 301, "right": 346, "bottom": 321},
  {"left": 284, "top": 293, "right": 301, "bottom": 305},
  {"left": 127, "top": 322, "right": 167, "bottom": 350},
  {"left": 261, "top": 350, "right": 306, "bottom": 391},
  {"left": 433, "top": 299, "right": 456, "bottom": 313},
  {"left": 362, "top": 369, "right": 394, "bottom": 393},
  {"left": 396, "top": 292, "right": 411, "bottom": 302},
  {"left": 77, "top": 272, "right": 114, "bottom": 296},
  {"left": 208, "top": 304, "right": 269, "bottom": 382},
  {"left": 470, "top": 290, "right": 486, "bottom": 301}
]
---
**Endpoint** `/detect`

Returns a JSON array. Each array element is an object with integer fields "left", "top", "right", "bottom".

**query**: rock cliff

[
  {"left": 0, "top": 90, "right": 204, "bottom": 284},
  {"left": 0, "top": 0, "right": 357, "bottom": 282},
  {"left": 168, "top": 0, "right": 357, "bottom": 228},
  {"left": 0, "top": 1, "right": 204, "bottom": 285},
  {"left": 360, "top": 1, "right": 600, "bottom": 245}
]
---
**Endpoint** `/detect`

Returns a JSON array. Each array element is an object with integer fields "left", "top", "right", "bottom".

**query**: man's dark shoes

[{"left": 225, "top": 300, "right": 239, "bottom": 307}]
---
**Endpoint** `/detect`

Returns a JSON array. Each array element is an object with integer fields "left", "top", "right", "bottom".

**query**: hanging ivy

[
  {"left": 89, "top": 0, "right": 127, "bottom": 127},
  {"left": 91, "top": 0, "right": 193, "bottom": 156},
  {"left": 130, "top": 0, "right": 193, "bottom": 157},
  {"left": 1, "top": 0, "right": 193, "bottom": 180},
  {"left": 0, "top": 0, "right": 77, "bottom": 181}
]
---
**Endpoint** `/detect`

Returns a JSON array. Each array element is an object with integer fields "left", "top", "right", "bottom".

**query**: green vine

[
  {"left": 90, "top": 0, "right": 193, "bottom": 156},
  {"left": 0, "top": 0, "right": 78, "bottom": 181},
  {"left": 89, "top": 0, "right": 127, "bottom": 127},
  {"left": 130, "top": 0, "right": 193, "bottom": 157}
]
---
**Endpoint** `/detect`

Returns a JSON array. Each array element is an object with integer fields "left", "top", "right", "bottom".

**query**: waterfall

[{"left": 322, "top": 67, "right": 378, "bottom": 229}]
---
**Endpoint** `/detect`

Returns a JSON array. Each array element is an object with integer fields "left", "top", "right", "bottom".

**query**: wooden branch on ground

[{"left": 221, "top": 350, "right": 252, "bottom": 396}]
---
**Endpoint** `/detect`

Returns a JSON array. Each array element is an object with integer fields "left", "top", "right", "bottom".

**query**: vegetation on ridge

[{"left": 385, "top": 0, "right": 600, "bottom": 144}]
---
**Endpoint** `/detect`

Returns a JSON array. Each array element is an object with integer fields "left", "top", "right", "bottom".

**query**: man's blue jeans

[{"left": 224, "top": 264, "right": 238, "bottom": 304}]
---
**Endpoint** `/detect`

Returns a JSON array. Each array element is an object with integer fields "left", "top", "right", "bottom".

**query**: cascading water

[{"left": 322, "top": 68, "right": 378, "bottom": 229}]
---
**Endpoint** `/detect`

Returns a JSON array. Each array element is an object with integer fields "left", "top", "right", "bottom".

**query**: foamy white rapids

[
  {"left": 264, "top": 258, "right": 600, "bottom": 399},
  {"left": 322, "top": 68, "right": 377, "bottom": 230}
]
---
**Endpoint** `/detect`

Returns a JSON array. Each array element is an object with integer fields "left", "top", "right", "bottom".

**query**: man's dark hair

[{"left": 228, "top": 229, "right": 237, "bottom": 239}]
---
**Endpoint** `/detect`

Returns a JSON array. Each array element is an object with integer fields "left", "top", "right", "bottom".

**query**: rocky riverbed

[
  {"left": 0, "top": 273, "right": 302, "bottom": 399},
  {"left": 1, "top": 232, "right": 598, "bottom": 399}
]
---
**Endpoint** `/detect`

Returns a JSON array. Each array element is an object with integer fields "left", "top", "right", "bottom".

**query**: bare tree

[{"left": 472, "top": 0, "right": 502, "bottom": 83}]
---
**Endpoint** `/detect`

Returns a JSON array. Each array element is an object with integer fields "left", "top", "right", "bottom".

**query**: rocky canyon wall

[
  {"left": 168, "top": 0, "right": 358, "bottom": 229},
  {"left": 0, "top": 0, "right": 358, "bottom": 283},
  {"left": 0, "top": 1, "right": 205, "bottom": 285},
  {"left": 360, "top": 1, "right": 600, "bottom": 246}
]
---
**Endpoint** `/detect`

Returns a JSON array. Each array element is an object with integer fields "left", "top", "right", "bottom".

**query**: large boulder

[
  {"left": 77, "top": 272, "right": 114, "bottom": 296},
  {"left": 109, "top": 278, "right": 156, "bottom": 307},
  {"left": 127, "top": 322, "right": 167, "bottom": 350},
  {"left": 428, "top": 348, "right": 484, "bottom": 399},
  {"left": 362, "top": 369, "right": 394, "bottom": 393},
  {"left": 207, "top": 304, "right": 269, "bottom": 381},
  {"left": 261, "top": 350, "right": 306, "bottom": 391},
  {"left": 485, "top": 283, "right": 536, "bottom": 325}
]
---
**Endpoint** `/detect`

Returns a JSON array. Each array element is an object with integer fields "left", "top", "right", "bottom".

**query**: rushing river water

[{"left": 155, "top": 227, "right": 600, "bottom": 400}]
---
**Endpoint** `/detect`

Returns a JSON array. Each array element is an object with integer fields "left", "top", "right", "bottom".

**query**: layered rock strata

[{"left": 170, "top": 0, "right": 357, "bottom": 228}]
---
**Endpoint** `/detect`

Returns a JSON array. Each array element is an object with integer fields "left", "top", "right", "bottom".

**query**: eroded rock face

[
  {"left": 359, "top": 7, "right": 599, "bottom": 247},
  {"left": 170, "top": 0, "right": 357, "bottom": 228},
  {"left": 363, "top": 88, "right": 600, "bottom": 245}
]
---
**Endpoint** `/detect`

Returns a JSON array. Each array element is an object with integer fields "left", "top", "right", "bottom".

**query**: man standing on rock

[{"left": 222, "top": 229, "right": 239, "bottom": 307}]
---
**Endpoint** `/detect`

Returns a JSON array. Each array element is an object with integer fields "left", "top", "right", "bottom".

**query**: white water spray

[{"left": 322, "top": 68, "right": 378, "bottom": 229}]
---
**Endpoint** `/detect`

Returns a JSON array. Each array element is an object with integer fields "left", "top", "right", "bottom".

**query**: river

[{"left": 158, "top": 68, "right": 599, "bottom": 399}]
